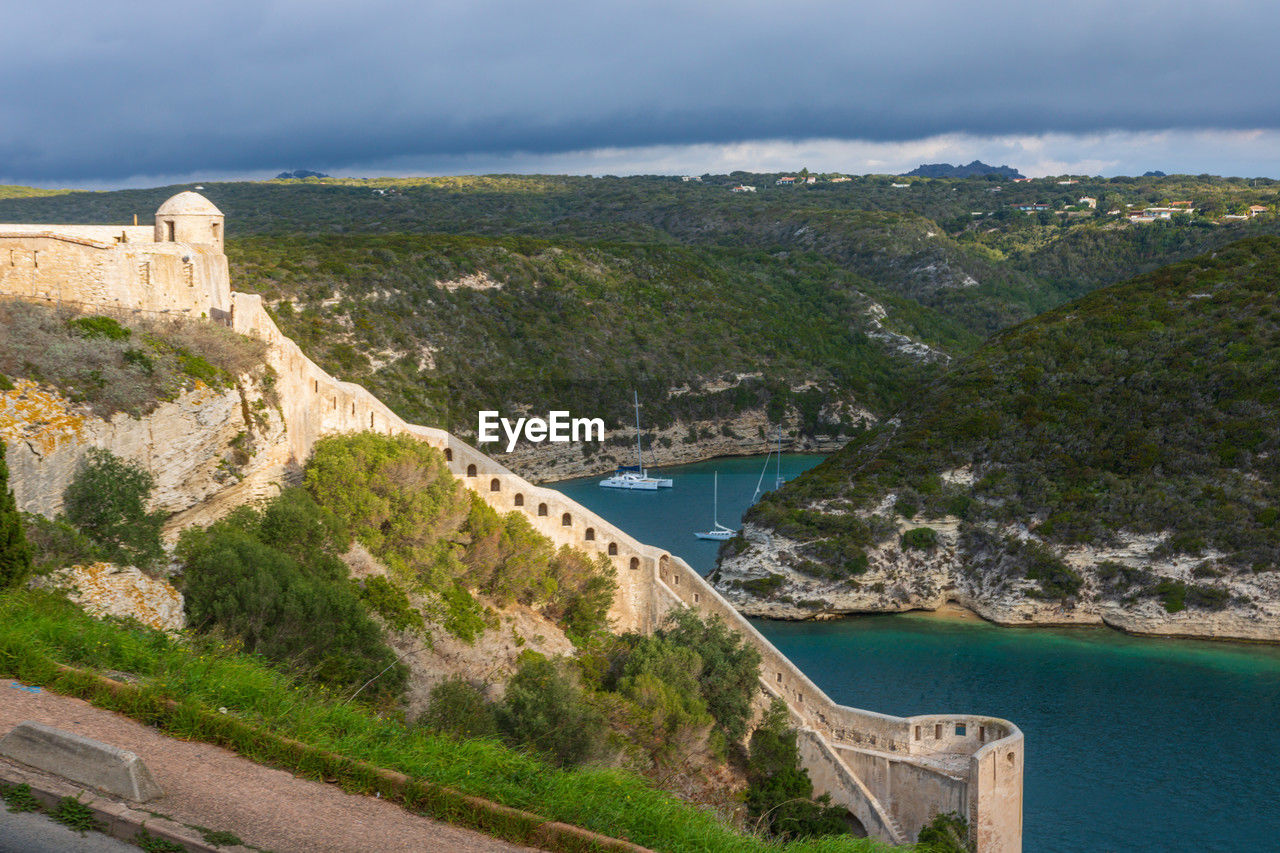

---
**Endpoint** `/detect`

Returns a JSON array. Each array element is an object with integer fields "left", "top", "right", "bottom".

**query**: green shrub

[
  {"left": 916, "top": 811, "right": 971, "bottom": 852},
  {"left": 746, "top": 698, "right": 850, "bottom": 841},
  {"left": 67, "top": 315, "right": 130, "bottom": 341},
  {"left": 178, "top": 495, "right": 405, "bottom": 699},
  {"left": 657, "top": 609, "right": 761, "bottom": 743},
  {"left": 0, "top": 442, "right": 33, "bottom": 588},
  {"left": 1154, "top": 579, "right": 1186, "bottom": 613},
  {"left": 901, "top": 527, "right": 939, "bottom": 551},
  {"left": 360, "top": 575, "right": 427, "bottom": 635},
  {"left": 420, "top": 677, "right": 498, "bottom": 739},
  {"left": 0, "top": 372, "right": 13, "bottom": 391},
  {"left": 740, "top": 572, "right": 785, "bottom": 597},
  {"left": 19, "top": 513, "right": 99, "bottom": 574},
  {"left": 61, "top": 448, "right": 163, "bottom": 570},
  {"left": 497, "top": 653, "right": 605, "bottom": 767},
  {"left": 616, "top": 634, "right": 712, "bottom": 741}
]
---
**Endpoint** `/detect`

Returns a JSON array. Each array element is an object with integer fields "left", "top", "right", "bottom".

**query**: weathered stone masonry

[{"left": 0, "top": 195, "right": 1024, "bottom": 852}]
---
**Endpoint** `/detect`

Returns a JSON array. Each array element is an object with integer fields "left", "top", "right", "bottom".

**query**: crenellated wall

[{"left": 0, "top": 216, "right": 1023, "bottom": 852}]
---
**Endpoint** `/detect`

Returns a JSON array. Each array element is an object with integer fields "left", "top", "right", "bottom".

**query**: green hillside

[
  {"left": 746, "top": 236, "right": 1280, "bottom": 587},
  {"left": 227, "top": 232, "right": 972, "bottom": 436}
]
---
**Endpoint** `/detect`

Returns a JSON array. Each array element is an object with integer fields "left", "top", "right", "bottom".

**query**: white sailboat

[
  {"left": 694, "top": 472, "right": 736, "bottom": 540},
  {"left": 600, "top": 391, "right": 674, "bottom": 490},
  {"left": 751, "top": 424, "right": 787, "bottom": 502}
]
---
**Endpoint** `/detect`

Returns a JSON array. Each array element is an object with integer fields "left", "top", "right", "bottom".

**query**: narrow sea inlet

[{"left": 551, "top": 454, "right": 1280, "bottom": 853}]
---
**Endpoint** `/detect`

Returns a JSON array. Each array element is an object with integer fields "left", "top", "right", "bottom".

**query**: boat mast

[
  {"left": 776, "top": 424, "right": 784, "bottom": 488},
  {"left": 713, "top": 472, "right": 719, "bottom": 527},
  {"left": 634, "top": 389, "right": 643, "bottom": 471}
]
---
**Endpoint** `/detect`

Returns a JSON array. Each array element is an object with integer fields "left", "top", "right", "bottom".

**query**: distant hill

[
  {"left": 730, "top": 237, "right": 1280, "bottom": 624},
  {"left": 901, "top": 160, "right": 1024, "bottom": 179},
  {"left": 275, "top": 169, "right": 330, "bottom": 179}
]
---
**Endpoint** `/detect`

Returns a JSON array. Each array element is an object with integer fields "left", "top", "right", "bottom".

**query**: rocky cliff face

[
  {"left": 715, "top": 517, "right": 1280, "bottom": 642},
  {"left": 1, "top": 376, "right": 289, "bottom": 535}
]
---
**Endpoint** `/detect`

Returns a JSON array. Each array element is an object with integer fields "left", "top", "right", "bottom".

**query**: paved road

[
  {"left": 1, "top": 682, "right": 539, "bottom": 853},
  {"left": 0, "top": 808, "right": 137, "bottom": 852}
]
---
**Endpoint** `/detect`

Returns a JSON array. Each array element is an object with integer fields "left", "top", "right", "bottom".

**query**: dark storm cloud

[{"left": 4, "top": 0, "right": 1278, "bottom": 182}]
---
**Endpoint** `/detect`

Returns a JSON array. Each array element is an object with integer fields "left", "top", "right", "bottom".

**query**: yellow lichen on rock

[
  {"left": 45, "top": 562, "right": 185, "bottom": 635},
  {"left": 0, "top": 379, "right": 85, "bottom": 456}
]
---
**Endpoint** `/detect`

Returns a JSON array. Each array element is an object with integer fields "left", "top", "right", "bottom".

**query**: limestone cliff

[
  {"left": 1, "top": 377, "right": 289, "bottom": 534},
  {"left": 715, "top": 517, "right": 1280, "bottom": 642}
]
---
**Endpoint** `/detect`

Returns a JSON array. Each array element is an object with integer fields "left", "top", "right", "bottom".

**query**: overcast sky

[{"left": 7, "top": 1, "right": 1280, "bottom": 187}]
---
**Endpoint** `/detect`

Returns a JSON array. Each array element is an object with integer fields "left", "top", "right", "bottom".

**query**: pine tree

[{"left": 0, "top": 440, "right": 33, "bottom": 588}]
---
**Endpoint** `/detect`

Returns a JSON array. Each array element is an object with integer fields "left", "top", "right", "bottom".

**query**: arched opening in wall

[
  {"left": 165, "top": 220, "right": 175, "bottom": 241},
  {"left": 837, "top": 810, "right": 866, "bottom": 839},
  {"left": 514, "top": 493, "right": 524, "bottom": 507},
  {"left": 658, "top": 555, "right": 669, "bottom": 579},
  {"left": 561, "top": 512, "right": 572, "bottom": 527},
  {"left": 537, "top": 503, "right": 548, "bottom": 517},
  {"left": 607, "top": 543, "right": 617, "bottom": 555},
  {"left": 584, "top": 527, "right": 595, "bottom": 541},
  {"left": 466, "top": 464, "right": 477, "bottom": 477},
  {"left": 629, "top": 557, "right": 640, "bottom": 570},
  {"left": 211, "top": 223, "right": 221, "bottom": 241},
  {"left": 490, "top": 478, "right": 501, "bottom": 492},
  {"left": 1007, "top": 751, "right": 1016, "bottom": 766},
  {"left": 444, "top": 448, "right": 453, "bottom": 462},
  {"left": 935, "top": 724, "right": 943, "bottom": 740}
]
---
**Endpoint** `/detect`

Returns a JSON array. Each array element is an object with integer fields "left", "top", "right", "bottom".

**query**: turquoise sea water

[{"left": 551, "top": 455, "right": 1280, "bottom": 853}]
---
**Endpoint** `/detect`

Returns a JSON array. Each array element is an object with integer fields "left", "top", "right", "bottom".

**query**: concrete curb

[
  {"left": 0, "top": 757, "right": 240, "bottom": 852},
  {"left": 0, "top": 720, "right": 163, "bottom": 801},
  {"left": 26, "top": 662, "right": 656, "bottom": 853}
]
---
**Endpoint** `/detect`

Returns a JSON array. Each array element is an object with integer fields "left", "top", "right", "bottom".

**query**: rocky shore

[{"left": 714, "top": 521, "right": 1280, "bottom": 644}]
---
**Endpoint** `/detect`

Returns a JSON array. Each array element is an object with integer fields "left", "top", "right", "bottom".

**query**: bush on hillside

[
  {"left": 745, "top": 698, "right": 850, "bottom": 841},
  {"left": 0, "top": 442, "right": 33, "bottom": 588},
  {"left": 19, "top": 514, "right": 99, "bottom": 574},
  {"left": 177, "top": 488, "right": 404, "bottom": 699},
  {"left": 419, "top": 677, "right": 498, "bottom": 739},
  {"left": 62, "top": 449, "right": 164, "bottom": 570},
  {"left": 656, "top": 609, "right": 761, "bottom": 743},
  {"left": 497, "top": 653, "right": 605, "bottom": 767}
]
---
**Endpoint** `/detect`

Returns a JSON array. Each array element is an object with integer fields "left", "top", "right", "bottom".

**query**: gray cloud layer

[{"left": 6, "top": 1, "right": 1278, "bottom": 182}]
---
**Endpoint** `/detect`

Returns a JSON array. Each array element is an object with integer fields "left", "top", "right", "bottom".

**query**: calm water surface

[{"left": 550, "top": 454, "right": 1280, "bottom": 853}]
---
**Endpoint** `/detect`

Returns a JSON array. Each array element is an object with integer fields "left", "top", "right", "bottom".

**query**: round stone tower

[{"left": 154, "top": 191, "right": 224, "bottom": 249}]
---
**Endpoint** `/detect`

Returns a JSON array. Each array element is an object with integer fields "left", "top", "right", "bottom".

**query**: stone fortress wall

[{"left": 0, "top": 195, "right": 1023, "bottom": 852}]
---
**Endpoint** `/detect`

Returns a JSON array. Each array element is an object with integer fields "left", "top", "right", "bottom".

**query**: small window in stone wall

[
  {"left": 607, "top": 543, "right": 617, "bottom": 555},
  {"left": 444, "top": 448, "right": 453, "bottom": 461},
  {"left": 979, "top": 726, "right": 986, "bottom": 742},
  {"left": 935, "top": 724, "right": 943, "bottom": 740},
  {"left": 585, "top": 527, "right": 595, "bottom": 540},
  {"left": 514, "top": 493, "right": 524, "bottom": 507},
  {"left": 955, "top": 724, "right": 966, "bottom": 737},
  {"left": 693, "top": 593, "right": 700, "bottom": 603},
  {"left": 538, "top": 503, "right": 548, "bottom": 517},
  {"left": 561, "top": 512, "right": 572, "bottom": 527},
  {"left": 466, "top": 464, "right": 477, "bottom": 477},
  {"left": 776, "top": 672, "right": 782, "bottom": 683},
  {"left": 915, "top": 726, "right": 922, "bottom": 741},
  {"left": 490, "top": 478, "right": 501, "bottom": 492},
  {"left": 629, "top": 557, "right": 640, "bottom": 570}
]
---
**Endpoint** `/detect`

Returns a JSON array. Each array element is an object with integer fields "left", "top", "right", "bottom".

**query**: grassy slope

[
  {"left": 749, "top": 236, "right": 1280, "bottom": 577},
  {"left": 0, "top": 588, "right": 897, "bottom": 853}
]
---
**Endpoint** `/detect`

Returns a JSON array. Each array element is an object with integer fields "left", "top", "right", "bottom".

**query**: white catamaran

[
  {"left": 599, "top": 391, "right": 674, "bottom": 490},
  {"left": 694, "top": 471, "right": 736, "bottom": 540}
]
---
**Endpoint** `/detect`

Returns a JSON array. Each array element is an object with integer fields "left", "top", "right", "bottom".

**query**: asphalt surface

[{"left": 0, "top": 808, "right": 137, "bottom": 852}]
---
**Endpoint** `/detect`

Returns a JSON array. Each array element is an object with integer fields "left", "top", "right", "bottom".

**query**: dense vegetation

[
  {"left": 226, "top": 232, "right": 964, "bottom": 436},
  {"left": 4, "top": 172, "right": 1275, "bottom": 445},
  {"left": 0, "top": 441, "right": 32, "bottom": 588},
  {"left": 0, "top": 588, "right": 906, "bottom": 853},
  {"left": 0, "top": 302, "right": 267, "bottom": 417},
  {"left": 749, "top": 237, "right": 1280, "bottom": 601}
]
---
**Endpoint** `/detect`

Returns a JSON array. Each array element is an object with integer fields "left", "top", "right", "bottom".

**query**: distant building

[
  {"left": 1012, "top": 177, "right": 1034, "bottom": 183},
  {"left": 680, "top": 175, "right": 703, "bottom": 182},
  {"left": 1017, "top": 203, "right": 1050, "bottom": 212},
  {"left": 1249, "top": 205, "right": 1269, "bottom": 217},
  {"left": 804, "top": 176, "right": 817, "bottom": 184},
  {"left": 1129, "top": 206, "right": 1193, "bottom": 222},
  {"left": 776, "top": 177, "right": 796, "bottom": 185},
  {"left": 1078, "top": 197, "right": 1097, "bottom": 209},
  {"left": 891, "top": 183, "right": 911, "bottom": 188},
  {"left": 731, "top": 185, "right": 757, "bottom": 193},
  {"left": 829, "top": 176, "right": 851, "bottom": 183},
  {"left": 1056, "top": 179, "right": 1078, "bottom": 185}
]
